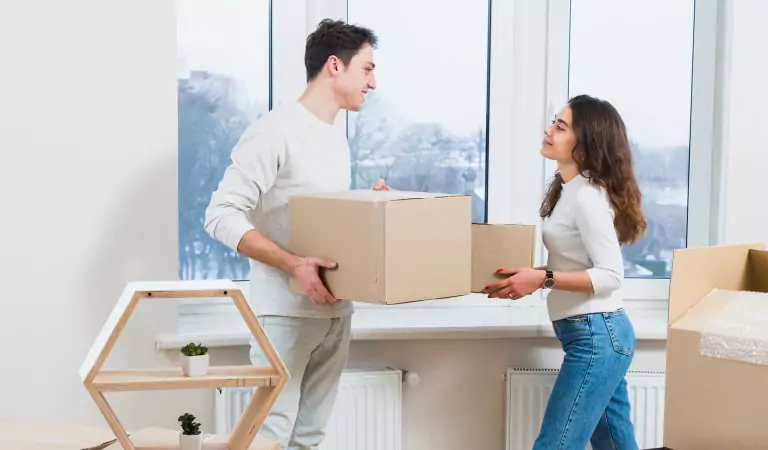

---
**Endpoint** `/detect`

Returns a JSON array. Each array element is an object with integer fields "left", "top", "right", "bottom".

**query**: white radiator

[
  {"left": 215, "top": 368, "right": 403, "bottom": 450},
  {"left": 505, "top": 368, "right": 666, "bottom": 450}
]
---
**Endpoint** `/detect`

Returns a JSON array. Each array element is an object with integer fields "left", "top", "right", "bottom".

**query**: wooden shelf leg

[
  {"left": 228, "top": 386, "right": 282, "bottom": 450},
  {"left": 87, "top": 387, "right": 134, "bottom": 450}
]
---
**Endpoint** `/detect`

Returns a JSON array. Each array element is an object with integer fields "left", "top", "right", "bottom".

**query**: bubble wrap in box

[{"left": 700, "top": 291, "right": 768, "bottom": 366}]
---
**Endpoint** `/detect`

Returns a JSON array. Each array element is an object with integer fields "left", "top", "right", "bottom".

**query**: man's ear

[{"left": 327, "top": 55, "right": 341, "bottom": 75}]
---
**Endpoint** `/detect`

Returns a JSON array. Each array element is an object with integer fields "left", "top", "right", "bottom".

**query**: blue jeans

[{"left": 533, "top": 308, "right": 638, "bottom": 450}]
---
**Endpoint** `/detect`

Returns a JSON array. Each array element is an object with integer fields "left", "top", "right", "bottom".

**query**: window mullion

[
  {"left": 272, "top": 0, "right": 310, "bottom": 109},
  {"left": 488, "top": 0, "right": 551, "bottom": 267},
  {"left": 540, "top": 0, "right": 572, "bottom": 269},
  {"left": 687, "top": 0, "right": 720, "bottom": 248}
]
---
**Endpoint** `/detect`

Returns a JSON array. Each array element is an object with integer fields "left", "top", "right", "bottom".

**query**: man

[{"left": 204, "top": 19, "right": 382, "bottom": 449}]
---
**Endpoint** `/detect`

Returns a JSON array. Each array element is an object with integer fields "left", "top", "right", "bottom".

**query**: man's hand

[
  {"left": 485, "top": 268, "right": 546, "bottom": 300},
  {"left": 289, "top": 257, "right": 338, "bottom": 305},
  {"left": 372, "top": 178, "right": 392, "bottom": 190}
]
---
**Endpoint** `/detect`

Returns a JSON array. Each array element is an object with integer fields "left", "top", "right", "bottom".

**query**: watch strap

[{"left": 544, "top": 270, "right": 555, "bottom": 288}]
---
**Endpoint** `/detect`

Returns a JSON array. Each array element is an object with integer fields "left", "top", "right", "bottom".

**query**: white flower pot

[
  {"left": 182, "top": 354, "right": 209, "bottom": 377},
  {"left": 179, "top": 433, "right": 203, "bottom": 450}
]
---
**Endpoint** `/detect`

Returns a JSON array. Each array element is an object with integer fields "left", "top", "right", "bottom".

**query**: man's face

[{"left": 332, "top": 44, "right": 376, "bottom": 111}]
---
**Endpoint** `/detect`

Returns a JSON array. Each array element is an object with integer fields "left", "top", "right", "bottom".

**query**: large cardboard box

[
  {"left": 104, "top": 427, "right": 281, "bottom": 449},
  {"left": 662, "top": 242, "right": 768, "bottom": 450},
  {"left": 288, "top": 190, "right": 472, "bottom": 304},
  {"left": 0, "top": 420, "right": 118, "bottom": 449},
  {"left": 471, "top": 223, "right": 536, "bottom": 292},
  {"left": 0, "top": 420, "right": 280, "bottom": 450}
]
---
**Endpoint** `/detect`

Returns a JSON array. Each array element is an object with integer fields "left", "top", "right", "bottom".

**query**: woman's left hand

[{"left": 486, "top": 268, "right": 546, "bottom": 300}]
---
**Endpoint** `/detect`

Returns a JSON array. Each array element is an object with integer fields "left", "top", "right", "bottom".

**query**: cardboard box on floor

[
  {"left": 288, "top": 190, "right": 473, "bottom": 304},
  {"left": 103, "top": 427, "right": 281, "bottom": 449},
  {"left": 0, "top": 419, "right": 117, "bottom": 450},
  {"left": 0, "top": 420, "right": 280, "bottom": 450},
  {"left": 662, "top": 242, "right": 768, "bottom": 450}
]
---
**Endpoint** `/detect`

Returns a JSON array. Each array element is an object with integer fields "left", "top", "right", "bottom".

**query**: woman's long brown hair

[{"left": 539, "top": 95, "right": 647, "bottom": 245}]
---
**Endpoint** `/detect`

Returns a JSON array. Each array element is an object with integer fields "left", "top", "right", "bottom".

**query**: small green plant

[
  {"left": 181, "top": 342, "right": 208, "bottom": 357},
  {"left": 178, "top": 413, "right": 201, "bottom": 435}
]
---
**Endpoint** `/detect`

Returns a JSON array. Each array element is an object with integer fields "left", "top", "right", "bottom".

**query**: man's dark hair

[{"left": 305, "top": 19, "right": 378, "bottom": 82}]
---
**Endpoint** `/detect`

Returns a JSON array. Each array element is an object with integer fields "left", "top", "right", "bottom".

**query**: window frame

[
  {"left": 542, "top": 0, "right": 721, "bottom": 303},
  {"left": 177, "top": 0, "right": 724, "bottom": 331}
]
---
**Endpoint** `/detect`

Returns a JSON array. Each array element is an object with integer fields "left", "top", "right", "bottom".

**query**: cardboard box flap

[
  {"left": 472, "top": 222, "right": 536, "bottom": 228},
  {"left": 747, "top": 249, "right": 768, "bottom": 292},
  {"left": 667, "top": 243, "right": 764, "bottom": 325},
  {"left": 380, "top": 190, "right": 466, "bottom": 200},
  {"left": 0, "top": 421, "right": 281, "bottom": 450},
  {"left": 671, "top": 288, "right": 734, "bottom": 332},
  {"left": 104, "top": 427, "right": 281, "bottom": 449},
  {"left": 0, "top": 419, "right": 119, "bottom": 449},
  {"left": 290, "top": 190, "right": 464, "bottom": 203},
  {"left": 1, "top": 441, "right": 78, "bottom": 450}
]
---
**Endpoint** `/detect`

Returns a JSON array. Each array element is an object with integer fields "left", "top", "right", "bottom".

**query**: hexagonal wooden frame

[{"left": 79, "top": 280, "right": 289, "bottom": 450}]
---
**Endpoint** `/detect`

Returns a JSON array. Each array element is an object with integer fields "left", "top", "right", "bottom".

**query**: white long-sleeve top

[
  {"left": 204, "top": 101, "right": 353, "bottom": 318},
  {"left": 542, "top": 173, "right": 624, "bottom": 321}
]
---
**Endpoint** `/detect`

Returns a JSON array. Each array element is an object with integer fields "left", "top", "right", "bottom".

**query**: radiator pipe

[{"left": 402, "top": 370, "right": 419, "bottom": 387}]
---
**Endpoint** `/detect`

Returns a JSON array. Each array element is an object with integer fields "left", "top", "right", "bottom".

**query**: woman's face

[{"left": 541, "top": 105, "right": 577, "bottom": 165}]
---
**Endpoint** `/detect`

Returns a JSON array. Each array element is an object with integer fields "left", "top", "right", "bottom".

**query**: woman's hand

[{"left": 486, "top": 268, "right": 546, "bottom": 300}]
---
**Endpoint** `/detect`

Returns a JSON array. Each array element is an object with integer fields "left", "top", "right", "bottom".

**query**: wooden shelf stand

[{"left": 79, "top": 281, "right": 289, "bottom": 450}]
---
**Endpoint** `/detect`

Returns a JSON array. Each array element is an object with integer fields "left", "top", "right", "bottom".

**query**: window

[
  {"left": 542, "top": 0, "right": 718, "bottom": 300},
  {"left": 177, "top": 0, "right": 270, "bottom": 281},
  {"left": 346, "top": 0, "right": 490, "bottom": 223},
  {"left": 175, "top": 0, "right": 721, "bottom": 333},
  {"left": 566, "top": 0, "right": 696, "bottom": 279}
]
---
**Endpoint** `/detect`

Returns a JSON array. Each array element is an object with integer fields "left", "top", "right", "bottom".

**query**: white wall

[
  {"left": 718, "top": 0, "right": 768, "bottom": 245},
  {"left": 0, "top": 0, "right": 211, "bottom": 432},
  {"left": 0, "top": 0, "right": 765, "bottom": 448}
]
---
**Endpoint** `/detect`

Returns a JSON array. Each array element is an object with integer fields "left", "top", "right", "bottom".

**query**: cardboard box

[
  {"left": 471, "top": 223, "right": 536, "bottom": 292},
  {"left": 104, "top": 427, "right": 281, "bottom": 449},
  {"left": 0, "top": 420, "right": 280, "bottom": 450},
  {"left": 662, "top": 242, "right": 768, "bottom": 449},
  {"left": 0, "top": 419, "right": 118, "bottom": 449},
  {"left": 288, "top": 190, "right": 472, "bottom": 304}
]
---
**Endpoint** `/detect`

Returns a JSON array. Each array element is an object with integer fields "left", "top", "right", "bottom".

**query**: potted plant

[
  {"left": 180, "top": 342, "right": 209, "bottom": 377},
  {"left": 178, "top": 413, "right": 203, "bottom": 450}
]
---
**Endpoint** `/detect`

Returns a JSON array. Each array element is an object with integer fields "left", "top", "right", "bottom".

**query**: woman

[{"left": 487, "top": 94, "right": 646, "bottom": 449}]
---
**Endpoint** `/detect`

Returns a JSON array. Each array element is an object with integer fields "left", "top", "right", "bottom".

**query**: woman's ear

[{"left": 571, "top": 145, "right": 584, "bottom": 164}]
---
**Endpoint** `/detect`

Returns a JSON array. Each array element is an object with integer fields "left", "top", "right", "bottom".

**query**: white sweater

[
  {"left": 204, "top": 101, "right": 354, "bottom": 318},
  {"left": 542, "top": 173, "right": 624, "bottom": 321}
]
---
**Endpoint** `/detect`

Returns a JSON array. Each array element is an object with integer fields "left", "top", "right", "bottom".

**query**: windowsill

[{"left": 156, "top": 301, "right": 668, "bottom": 350}]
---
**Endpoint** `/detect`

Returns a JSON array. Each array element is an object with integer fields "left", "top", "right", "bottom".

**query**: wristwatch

[{"left": 543, "top": 270, "right": 556, "bottom": 289}]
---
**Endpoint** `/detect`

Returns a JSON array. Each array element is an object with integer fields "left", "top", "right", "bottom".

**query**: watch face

[{"left": 544, "top": 278, "right": 556, "bottom": 289}]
